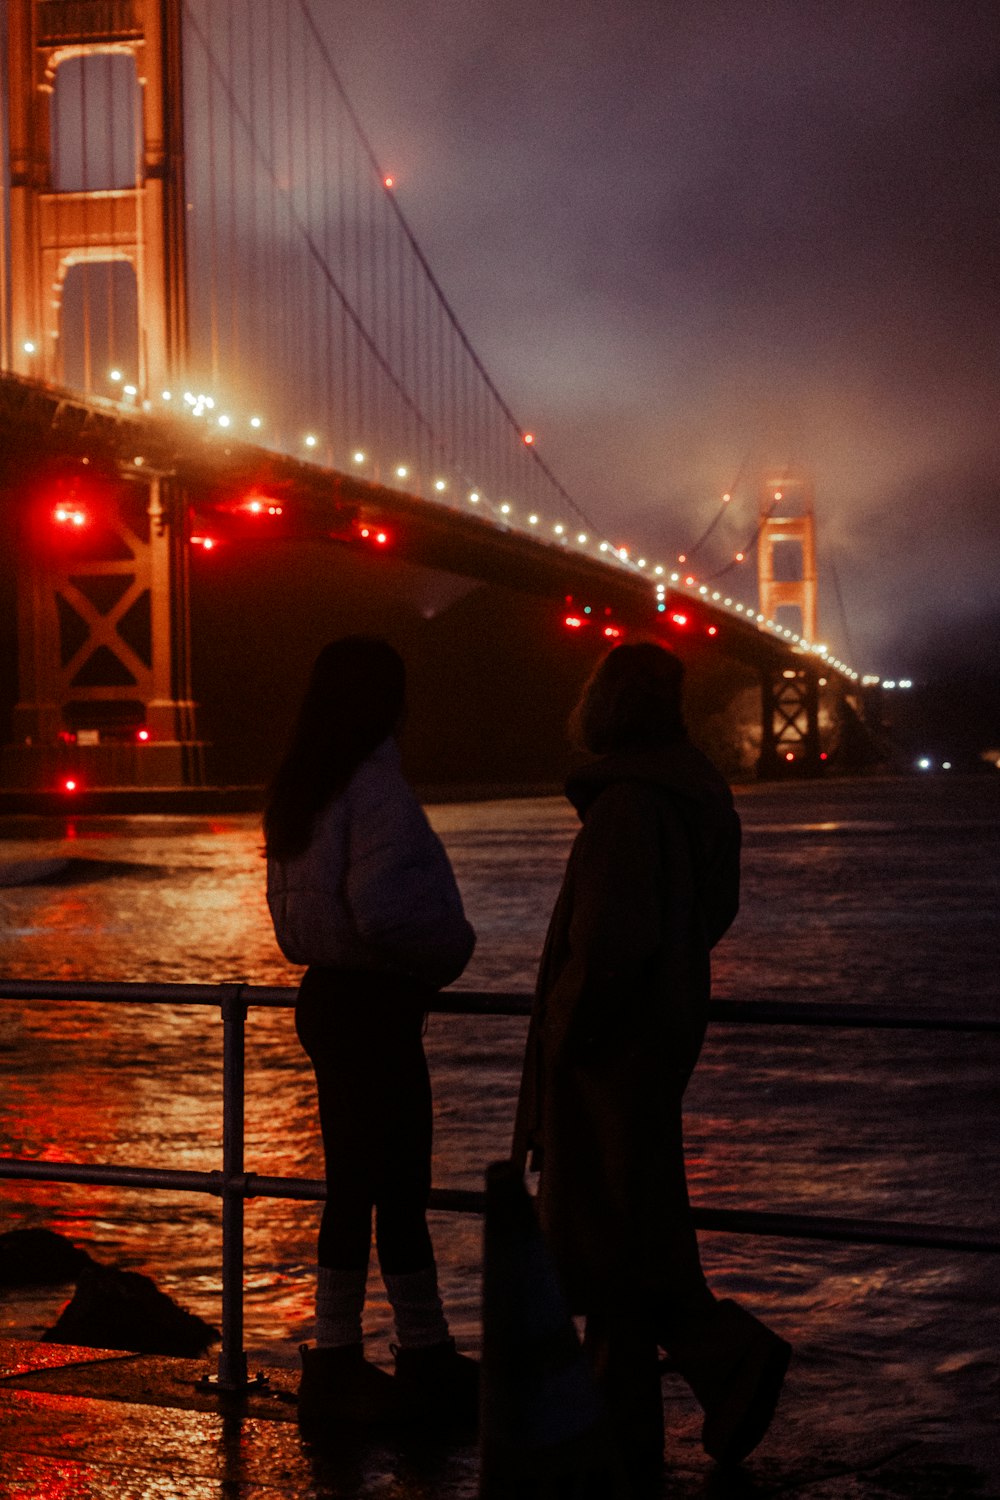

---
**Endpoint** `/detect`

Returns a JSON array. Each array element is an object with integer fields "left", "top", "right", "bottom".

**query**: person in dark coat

[{"left": 512, "top": 641, "right": 791, "bottom": 1490}]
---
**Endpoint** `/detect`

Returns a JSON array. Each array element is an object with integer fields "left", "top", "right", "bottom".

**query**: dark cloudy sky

[{"left": 314, "top": 0, "right": 1000, "bottom": 678}]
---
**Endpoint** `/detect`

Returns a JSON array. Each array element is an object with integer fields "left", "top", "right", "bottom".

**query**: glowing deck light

[
  {"left": 133, "top": 456, "right": 144, "bottom": 467},
  {"left": 23, "top": 341, "right": 36, "bottom": 354},
  {"left": 678, "top": 554, "right": 686, "bottom": 564},
  {"left": 685, "top": 576, "right": 695, "bottom": 586},
  {"left": 500, "top": 504, "right": 511, "bottom": 514},
  {"left": 735, "top": 551, "right": 745, "bottom": 562},
  {"left": 654, "top": 566, "right": 664, "bottom": 575},
  {"left": 554, "top": 524, "right": 565, "bottom": 535},
  {"left": 250, "top": 416, "right": 263, "bottom": 429},
  {"left": 434, "top": 480, "right": 447, "bottom": 491},
  {"left": 774, "top": 490, "right": 783, "bottom": 501},
  {"left": 577, "top": 533, "right": 588, "bottom": 544},
  {"left": 123, "top": 384, "right": 137, "bottom": 397},
  {"left": 523, "top": 433, "right": 534, "bottom": 445},
  {"left": 218, "top": 414, "right": 231, "bottom": 428},
  {"left": 785, "top": 752, "right": 795, "bottom": 762},
  {"left": 918, "top": 757, "right": 932, "bottom": 770},
  {"left": 469, "top": 491, "right": 480, "bottom": 503},
  {"left": 599, "top": 542, "right": 609, "bottom": 552},
  {"left": 708, "top": 626, "right": 718, "bottom": 636},
  {"left": 529, "top": 514, "right": 539, "bottom": 524},
  {"left": 384, "top": 175, "right": 395, "bottom": 189},
  {"left": 161, "top": 390, "right": 172, "bottom": 401},
  {"left": 352, "top": 451, "right": 365, "bottom": 463},
  {"left": 305, "top": 434, "right": 318, "bottom": 448},
  {"left": 722, "top": 492, "right": 731, "bottom": 502},
  {"left": 395, "top": 465, "right": 408, "bottom": 479},
  {"left": 109, "top": 369, "right": 122, "bottom": 382}
]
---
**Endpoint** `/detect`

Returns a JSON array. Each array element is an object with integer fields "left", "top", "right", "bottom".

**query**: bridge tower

[
  {"left": 1, "top": 0, "right": 201, "bottom": 792},
  {"left": 756, "top": 476, "right": 823, "bottom": 776},
  {"left": 4, "top": 0, "right": 188, "bottom": 391}
]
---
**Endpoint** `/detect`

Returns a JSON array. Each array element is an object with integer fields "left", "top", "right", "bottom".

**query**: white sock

[
  {"left": 315, "top": 1265, "right": 368, "bottom": 1348},
  {"left": 383, "top": 1265, "right": 450, "bottom": 1350}
]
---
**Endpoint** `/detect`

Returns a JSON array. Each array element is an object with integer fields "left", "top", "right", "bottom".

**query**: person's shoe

[
  {"left": 669, "top": 1300, "right": 792, "bottom": 1466},
  {"left": 297, "top": 1342, "right": 397, "bottom": 1442},
  {"left": 392, "top": 1338, "right": 480, "bottom": 1430}
]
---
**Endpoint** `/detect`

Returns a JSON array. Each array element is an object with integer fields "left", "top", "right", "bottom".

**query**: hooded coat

[{"left": 512, "top": 738, "right": 740, "bottom": 1316}]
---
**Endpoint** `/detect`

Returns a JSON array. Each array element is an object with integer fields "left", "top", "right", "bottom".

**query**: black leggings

[{"left": 296, "top": 966, "right": 436, "bottom": 1275}]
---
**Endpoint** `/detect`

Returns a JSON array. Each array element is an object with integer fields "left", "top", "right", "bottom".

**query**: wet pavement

[{"left": 1, "top": 1337, "right": 997, "bottom": 1498}]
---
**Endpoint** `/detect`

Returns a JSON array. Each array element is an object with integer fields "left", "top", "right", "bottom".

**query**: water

[{"left": 0, "top": 774, "right": 998, "bottom": 1488}]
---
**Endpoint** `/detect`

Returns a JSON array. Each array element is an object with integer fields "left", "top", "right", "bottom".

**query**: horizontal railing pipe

[
  {"left": 1, "top": 978, "right": 998, "bottom": 1031},
  {"left": 1, "top": 974, "right": 997, "bottom": 1390}
]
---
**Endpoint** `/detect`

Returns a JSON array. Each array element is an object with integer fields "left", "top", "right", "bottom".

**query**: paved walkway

[{"left": 1, "top": 1338, "right": 997, "bottom": 1498}]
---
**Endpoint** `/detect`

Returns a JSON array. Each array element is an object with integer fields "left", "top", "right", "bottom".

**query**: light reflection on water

[{"left": 0, "top": 775, "right": 998, "bottom": 1466}]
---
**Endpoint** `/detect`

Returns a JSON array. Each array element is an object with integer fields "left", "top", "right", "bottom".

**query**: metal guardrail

[{"left": 0, "top": 978, "right": 998, "bottom": 1391}]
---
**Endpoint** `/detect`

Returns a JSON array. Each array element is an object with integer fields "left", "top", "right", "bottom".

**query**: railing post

[{"left": 216, "top": 982, "right": 250, "bottom": 1391}]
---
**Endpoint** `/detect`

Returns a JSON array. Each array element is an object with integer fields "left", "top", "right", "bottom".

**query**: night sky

[{"left": 315, "top": 0, "right": 1000, "bottom": 683}]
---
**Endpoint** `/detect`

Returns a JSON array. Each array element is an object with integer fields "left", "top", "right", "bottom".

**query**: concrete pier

[{"left": 2, "top": 1337, "right": 996, "bottom": 1497}]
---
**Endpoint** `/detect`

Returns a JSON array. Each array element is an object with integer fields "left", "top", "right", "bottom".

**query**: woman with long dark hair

[
  {"left": 265, "top": 637, "right": 477, "bottom": 1439},
  {"left": 513, "top": 642, "right": 791, "bottom": 1493}
]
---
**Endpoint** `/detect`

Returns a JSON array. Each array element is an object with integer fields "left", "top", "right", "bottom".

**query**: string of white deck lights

[{"left": 78, "top": 360, "right": 885, "bottom": 688}]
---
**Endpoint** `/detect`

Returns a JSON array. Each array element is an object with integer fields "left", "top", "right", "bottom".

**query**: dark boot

[
  {"left": 393, "top": 1338, "right": 480, "bottom": 1431},
  {"left": 297, "top": 1342, "right": 397, "bottom": 1442},
  {"left": 667, "top": 1299, "right": 791, "bottom": 1466}
]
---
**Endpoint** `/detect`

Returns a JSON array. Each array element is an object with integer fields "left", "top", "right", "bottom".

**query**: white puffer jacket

[{"left": 266, "top": 738, "right": 475, "bottom": 988}]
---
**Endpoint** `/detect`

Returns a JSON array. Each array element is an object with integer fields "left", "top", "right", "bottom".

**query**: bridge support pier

[
  {"left": 1, "top": 468, "right": 204, "bottom": 791},
  {"left": 756, "top": 663, "right": 823, "bottom": 778}
]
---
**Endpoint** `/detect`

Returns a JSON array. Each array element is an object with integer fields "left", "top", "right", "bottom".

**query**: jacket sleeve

[
  {"left": 544, "top": 782, "right": 679, "bottom": 1060},
  {"left": 344, "top": 773, "right": 475, "bottom": 988}
]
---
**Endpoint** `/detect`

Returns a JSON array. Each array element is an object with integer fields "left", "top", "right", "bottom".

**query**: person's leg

[
  {"left": 369, "top": 995, "right": 479, "bottom": 1424},
  {"left": 650, "top": 1106, "right": 791, "bottom": 1467},
  {"left": 294, "top": 969, "right": 396, "bottom": 1432},
  {"left": 583, "top": 1308, "right": 664, "bottom": 1496}
]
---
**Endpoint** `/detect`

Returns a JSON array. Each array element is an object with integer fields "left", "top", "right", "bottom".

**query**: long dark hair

[
  {"left": 263, "top": 636, "right": 406, "bottom": 859},
  {"left": 569, "top": 641, "right": 686, "bottom": 754}
]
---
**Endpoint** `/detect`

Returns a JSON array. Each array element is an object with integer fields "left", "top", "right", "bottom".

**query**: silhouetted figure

[
  {"left": 513, "top": 642, "right": 791, "bottom": 1492},
  {"left": 265, "top": 636, "right": 478, "bottom": 1441}
]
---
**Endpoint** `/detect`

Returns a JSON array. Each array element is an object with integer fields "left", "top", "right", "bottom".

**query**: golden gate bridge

[{"left": 0, "top": 0, "right": 880, "bottom": 797}]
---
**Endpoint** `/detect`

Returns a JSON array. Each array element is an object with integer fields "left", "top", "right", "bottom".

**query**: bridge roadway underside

[{"left": 0, "top": 376, "right": 844, "bottom": 791}]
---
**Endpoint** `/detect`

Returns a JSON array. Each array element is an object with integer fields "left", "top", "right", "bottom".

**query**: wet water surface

[{"left": 0, "top": 774, "right": 998, "bottom": 1489}]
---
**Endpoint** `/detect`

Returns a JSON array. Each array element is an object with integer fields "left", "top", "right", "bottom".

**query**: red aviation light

[
  {"left": 61, "top": 777, "right": 79, "bottom": 793},
  {"left": 136, "top": 728, "right": 150, "bottom": 743},
  {"left": 785, "top": 751, "right": 795, "bottom": 762},
  {"left": 603, "top": 625, "right": 621, "bottom": 639},
  {"left": 671, "top": 613, "right": 688, "bottom": 627},
  {"left": 244, "top": 496, "right": 283, "bottom": 517},
  {"left": 707, "top": 625, "right": 718, "bottom": 636},
  {"left": 564, "top": 615, "right": 584, "bottom": 629},
  {"left": 358, "top": 524, "right": 391, "bottom": 546},
  {"left": 53, "top": 505, "right": 88, "bottom": 527},
  {"left": 190, "top": 535, "right": 217, "bottom": 551}
]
